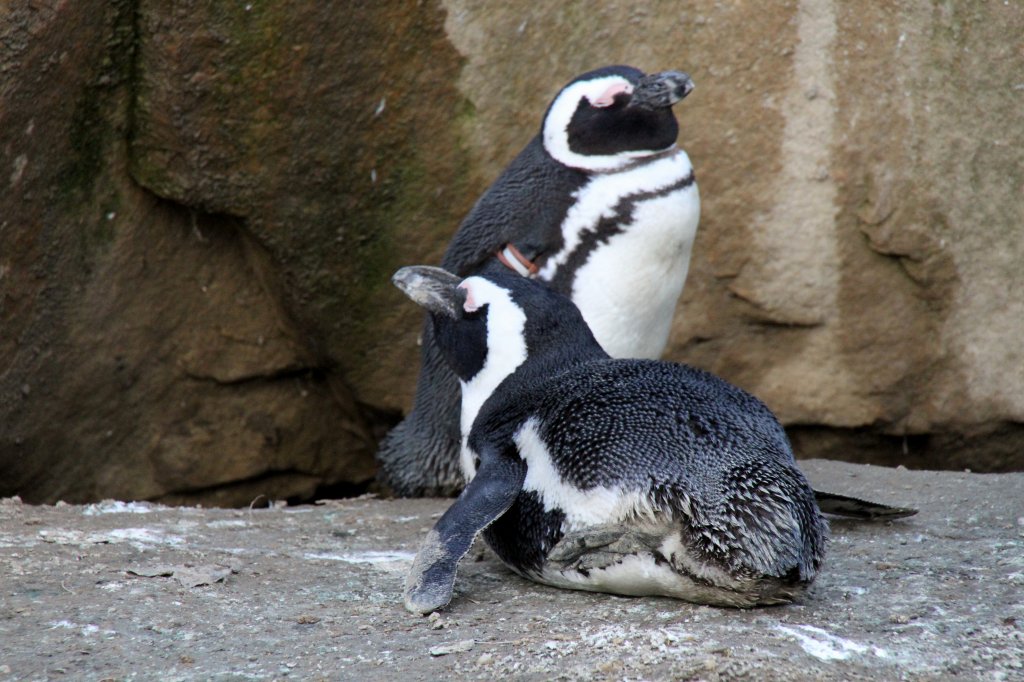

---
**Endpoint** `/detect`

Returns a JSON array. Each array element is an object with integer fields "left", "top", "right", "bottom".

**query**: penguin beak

[
  {"left": 392, "top": 266, "right": 466, "bottom": 319},
  {"left": 630, "top": 71, "right": 694, "bottom": 110}
]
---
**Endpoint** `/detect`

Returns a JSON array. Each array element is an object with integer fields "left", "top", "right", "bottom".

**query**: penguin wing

[
  {"left": 442, "top": 136, "right": 585, "bottom": 275},
  {"left": 404, "top": 445, "right": 526, "bottom": 614},
  {"left": 813, "top": 490, "right": 918, "bottom": 520}
]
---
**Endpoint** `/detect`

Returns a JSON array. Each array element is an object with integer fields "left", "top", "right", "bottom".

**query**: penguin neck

[
  {"left": 457, "top": 303, "right": 529, "bottom": 445},
  {"left": 575, "top": 144, "right": 680, "bottom": 176},
  {"left": 456, "top": 315, "right": 606, "bottom": 480},
  {"left": 465, "top": 322, "right": 608, "bottom": 435}
]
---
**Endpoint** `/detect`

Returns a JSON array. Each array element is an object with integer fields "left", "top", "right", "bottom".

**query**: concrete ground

[{"left": 1, "top": 460, "right": 1022, "bottom": 681}]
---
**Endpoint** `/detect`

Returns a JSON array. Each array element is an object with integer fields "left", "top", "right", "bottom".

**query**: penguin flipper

[
  {"left": 813, "top": 489, "right": 918, "bottom": 520},
  {"left": 441, "top": 136, "right": 582, "bottom": 276},
  {"left": 404, "top": 454, "right": 526, "bottom": 614}
]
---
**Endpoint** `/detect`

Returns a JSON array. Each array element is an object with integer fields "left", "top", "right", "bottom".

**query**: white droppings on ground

[
  {"left": 578, "top": 624, "right": 695, "bottom": 652},
  {"left": 777, "top": 624, "right": 886, "bottom": 661},
  {"left": 105, "top": 527, "right": 186, "bottom": 548},
  {"left": 38, "top": 527, "right": 185, "bottom": 548},
  {"left": 48, "top": 620, "right": 102, "bottom": 637},
  {"left": 81, "top": 500, "right": 165, "bottom": 516},
  {"left": 205, "top": 518, "right": 249, "bottom": 528},
  {"left": 304, "top": 550, "right": 416, "bottom": 568}
]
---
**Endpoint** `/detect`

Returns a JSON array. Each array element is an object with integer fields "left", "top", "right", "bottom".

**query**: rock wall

[
  {"left": 2, "top": 0, "right": 1022, "bottom": 505},
  {"left": 441, "top": 0, "right": 1024, "bottom": 471},
  {"left": 1, "top": 0, "right": 470, "bottom": 504}
]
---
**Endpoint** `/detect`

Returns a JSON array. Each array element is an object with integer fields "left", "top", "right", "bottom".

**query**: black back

[{"left": 442, "top": 137, "right": 585, "bottom": 274}]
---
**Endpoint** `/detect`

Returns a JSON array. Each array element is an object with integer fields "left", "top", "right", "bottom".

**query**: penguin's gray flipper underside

[
  {"left": 404, "top": 453, "right": 527, "bottom": 614},
  {"left": 813, "top": 490, "right": 918, "bottom": 520}
]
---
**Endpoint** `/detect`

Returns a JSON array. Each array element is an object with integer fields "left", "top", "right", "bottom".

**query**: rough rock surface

[
  {"left": 440, "top": 0, "right": 1024, "bottom": 470},
  {"left": 1, "top": 0, "right": 467, "bottom": 504},
  {"left": 3, "top": 0, "right": 1024, "bottom": 505},
  {"left": 1, "top": 461, "right": 1022, "bottom": 681}
]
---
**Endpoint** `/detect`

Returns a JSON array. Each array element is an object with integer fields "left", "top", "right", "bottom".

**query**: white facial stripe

[
  {"left": 543, "top": 75, "right": 671, "bottom": 171},
  {"left": 458, "top": 278, "right": 528, "bottom": 480}
]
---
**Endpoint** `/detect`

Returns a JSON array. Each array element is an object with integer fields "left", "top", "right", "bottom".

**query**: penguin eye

[{"left": 589, "top": 82, "right": 633, "bottom": 108}]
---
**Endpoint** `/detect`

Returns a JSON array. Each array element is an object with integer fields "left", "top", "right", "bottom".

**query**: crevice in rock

[
  {"left": 123, "top": 187, "right": 392, "bottom": 456},
  {"left": 788, "top": 421, "right": 1024, "bottom": 473},
  {"left": 301, "top": 480, "right": 376, "bottom": 506},
  {"left": 149, "top": 467, "right": 373, "bottom": 508},
  {"left": 123, "top": 0, "right": 142, "bottom": 161},
  {"left": 745, "top": 316, "right": 825, "bottom": 330},
  {"left": 182, "top": 365, "right": 327, "bottom": 387}
]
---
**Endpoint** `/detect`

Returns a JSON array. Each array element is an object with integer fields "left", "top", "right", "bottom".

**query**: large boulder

[
  {"left": 2, "top": 1, "right": 1022, "bottom": 506},
  {"left": 1, "top": 0, "right": 471, "bottom": 504}
]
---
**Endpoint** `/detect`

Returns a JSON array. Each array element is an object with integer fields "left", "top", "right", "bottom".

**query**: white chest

[{"left": 537, "top": 150, "right": 700, "bottom": 359}]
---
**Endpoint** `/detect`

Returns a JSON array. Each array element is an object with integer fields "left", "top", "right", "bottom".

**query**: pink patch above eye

[
  {"left": 459, "top": 282, "right": 479, "bottom": 312},
  {"left": 590, "top": 82, "right": 633, "bottom": 108}
]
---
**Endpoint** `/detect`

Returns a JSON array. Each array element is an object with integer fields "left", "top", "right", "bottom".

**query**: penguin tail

[{"left": 813, "top": 490, "right": 918, "bottom": 520}]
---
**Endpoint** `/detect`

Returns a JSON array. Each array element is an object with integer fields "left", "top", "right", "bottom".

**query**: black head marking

[
  {"left": 543, "top": 65, "right": 693, "bottom": 170},
  {"left": 469, "top": 270, "right": 606, "bottom": 367},
  {"left": 433, "top": 304, "right": 489, "bottom": 382},
  {"left": 393, "top": 265, "right": 489, "bottom": 382},
  {"left": 566, "top": 101, "right": 679, "bottom": 159},
  {"left": 392, "top": 266, "right": 605, "bottom": 384}
]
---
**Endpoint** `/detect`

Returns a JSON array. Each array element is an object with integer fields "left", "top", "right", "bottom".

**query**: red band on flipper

[{"left": 495, "top": 243, "right": 539, "bottom": 277}]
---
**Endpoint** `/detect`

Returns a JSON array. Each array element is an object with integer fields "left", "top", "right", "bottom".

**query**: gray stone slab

[{"left": 0, "top": 460, "right": 1021, "bottom": 680}]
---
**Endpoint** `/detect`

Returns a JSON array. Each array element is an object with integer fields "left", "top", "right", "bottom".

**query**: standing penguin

[
  {"left": 391, "top": 266, "right": 828, "bottom": 613},
  {"left": 379, "top": 65, "right": 701, "bottom": 496}
]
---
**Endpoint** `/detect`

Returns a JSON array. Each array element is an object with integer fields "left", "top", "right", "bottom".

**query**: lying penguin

[
  {"left": 393, "top": 265, "right": 831, "bottom": 613},
  {"left": 377, "top": 65, "right": 701, "bottom": 497}
]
